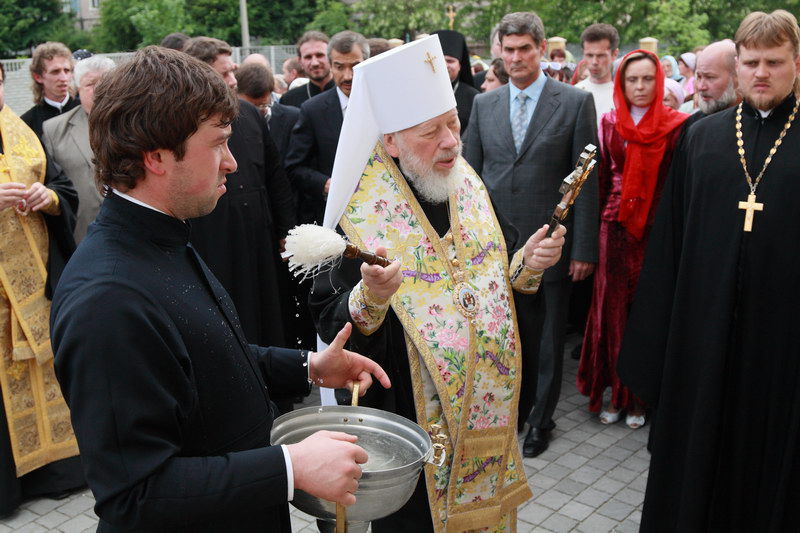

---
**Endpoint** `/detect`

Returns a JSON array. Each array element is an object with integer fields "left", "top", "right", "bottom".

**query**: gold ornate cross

[
  {"left": 738, "top": 193, "right": 763, "bottom": 232},
  {"left": 424, "top": 52, "right": 437, "bottom": 72},
  {"left": 446, "top": 5, "right": 457, "bottom": 30}
]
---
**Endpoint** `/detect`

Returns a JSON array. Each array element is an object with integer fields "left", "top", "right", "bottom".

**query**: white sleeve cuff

[{"left": 281, "top": 444, "right": 294, "bottom": 501}]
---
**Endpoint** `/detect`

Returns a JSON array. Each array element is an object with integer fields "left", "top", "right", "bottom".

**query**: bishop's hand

[
  {"left": 360, "top": 246, "right": 402, "bottom": 300},
  {"left": 523, "top": 224, "right": 566, "bottom": 271},
  {"left": 310, "top": 322, "right": 392, "bottom": 394}
]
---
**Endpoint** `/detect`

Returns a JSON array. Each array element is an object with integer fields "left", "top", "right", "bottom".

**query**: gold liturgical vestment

[
  {"left": 344, "top": 145, "right": 536, "bottom": 532},
  {"left": 0, "top": 106, "right": 78, "bottom": 477}
]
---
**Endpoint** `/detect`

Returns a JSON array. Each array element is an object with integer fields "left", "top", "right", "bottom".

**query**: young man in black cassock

[
  {"left": 51, "top": 46, "right": 390, "bottom": 533},
  {"left": 618, "top": 10, "right": 800, "bottom": 532}
]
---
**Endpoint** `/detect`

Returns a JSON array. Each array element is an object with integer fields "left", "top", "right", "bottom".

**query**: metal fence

[{"left": 1, "top": 45, "right": 297, "bottom": 116}]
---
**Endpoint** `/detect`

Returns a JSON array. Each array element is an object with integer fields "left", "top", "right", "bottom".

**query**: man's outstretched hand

[{"left": 310, "top": 322, "right": 391, "bottom": 395}]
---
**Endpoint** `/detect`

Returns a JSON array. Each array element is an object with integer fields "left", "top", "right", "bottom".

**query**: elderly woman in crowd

[
  {"left": 481, "top": 57, "right": 509, "bottom": 92},
  {"left": 660, "top": 54, "right": 683, "bottom": 83},
  {"left": 577, "top": 49, "right": 688, "bottom": 429},
  {"left": 662, "top": 77, "right": 685, "bottom": 110}
]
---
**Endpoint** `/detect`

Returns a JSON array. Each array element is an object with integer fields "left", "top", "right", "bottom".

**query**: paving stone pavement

[{"left": 1, "top": 333, "right": 648, "bottom": 532}]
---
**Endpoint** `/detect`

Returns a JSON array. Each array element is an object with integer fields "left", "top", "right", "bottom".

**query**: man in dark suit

[
  {"left": 280, "top": 31, "right": 335, "bottom": 108},
  {"left": 235, "top": 62, "right": 300, "bottom": 165},
  {"left": 285, "top": 30, "right": 369, "bottom": 226},
  {"left": 464, "top": 11, "right": 599, "bottom": 458},
  {"left": 21, "top": 42, "right": 79, "bottom": 138}
]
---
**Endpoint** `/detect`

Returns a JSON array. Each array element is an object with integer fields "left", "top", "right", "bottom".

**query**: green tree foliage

[
  {"left": 91, "top": 0, "right": 142, "bottom": 51},
  {"left": 130, "top": 0, "right": 195, "bottom": 48},
  {"left": 307, "top": 0, "right": 352, "bottom": 36},
  {"left": 354, "top": 0, "right": 449, "bottom": 39},
  {"left": 0, "top": 0, "right": 72, "bottom": 57}
]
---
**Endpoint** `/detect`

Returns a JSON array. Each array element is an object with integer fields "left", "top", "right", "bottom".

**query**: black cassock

[
  {"left": 190, "top": 100, "right": 296, "bottom": 348},
  {"left": 20, "top": 98, "right": 80, "bottom": 139},
  {"left": 618, "top": 94, "right": 800, "bottom": 532},
  {"left": 310, "top": 180, "right": 522, "bottom": 532},
  {"left": 0, "top": 155, "right": 82, "bottom": 516},
  {"left": 52, "top": 193, "right": 309, "bottom": 532}
]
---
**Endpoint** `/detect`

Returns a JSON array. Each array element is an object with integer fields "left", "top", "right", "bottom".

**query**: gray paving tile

[
  {"left": 585, "top": 433, "right": 620, "bottom": 448},
  {"left": 554, "top": 451, "right": 588, "bottom": 469},
  {"left": 7, "top": 522, "right": 47, "bottom": 533},
  {"left": 574, "top": 487, "right": 613, "bottom": 507},
  {"left": 32, "top": 511, "right": 68, "bottom": 529},
  {"left": 56, "top": 515, "right": 96, "bottom": 533},
  {"left": 620, "top": 454, "right": 650, "bottom": 473},
  {"left": 517, "top": 501, "right": 553, "bottom": 525},
  {"left": 529, "top": 473, "right": 560, "bottom": 491},
  {"left": 586, "top": 453, "right": 621, "bottom": 472},
  {"left": 560, "top": 500, "right": 594, "bottom": 522},
  {"left": 575, "top": 513, "right": 619, "bottom": 532},
  {"left": 597, "top": 499, "right": 636, "bottom": 521},
  {"left": 571, "top": 442, "right": 604, "bottom": 459},
  {"left": 628, "top": 473, "right": 648, "bottom": 492},
  {"left": 606, "top": 466, "right": 639, "bottom": 484},
  {"left": 602, "top": 445, "right": 636, "bottom": 462},
  {"left": 614, "top": 487, "right": 645, "bottom": 507},
  {"left": 614, "top": 519, "right": 640, "bottom": 533},
  {"left": 553, "top": 477, "right": 589, "bottom": 496},
  {"left": 539, "top": 463, "right": 573, "bottom": 481},
  {"left": 536, "top": 489, "right": 572, "bottom": 511},
  {"left": 540, "top": 512, "right": 578, "bottom": 532},
  {"left": 569, "top": 464, "right": 607, "bottom": 485},
  {"left": 592, "top": 476, "right": 627, "bottom": 495},
  {"left": 22, "top": 499, "right": 61, "bottom": 517}
]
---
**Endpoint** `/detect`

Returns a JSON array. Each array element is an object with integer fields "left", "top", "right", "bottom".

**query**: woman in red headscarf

[{"left": 577, "top": 50, "right": 688, "bottom": 429}]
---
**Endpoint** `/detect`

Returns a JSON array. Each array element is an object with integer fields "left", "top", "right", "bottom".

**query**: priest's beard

[
  {"left": 698, "top": 80, "right": 737, "bottom": 115},
  {"left": 745, "top": 87, "right": 793, "bottom": 113},
  {"left": 395, "top": 138, "right": 462, "bottom": 204}
]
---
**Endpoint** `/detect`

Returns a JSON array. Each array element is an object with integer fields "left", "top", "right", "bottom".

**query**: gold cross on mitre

[
  {"left": 424, "top": 52, "right": 437, "bottom": 72},
  {"left": 738, "top": 193, "right": 763, "bottom": 232}
]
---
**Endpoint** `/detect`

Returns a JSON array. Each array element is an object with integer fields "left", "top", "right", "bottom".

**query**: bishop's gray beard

[
  {"left": 698, "top": 80, "right": 737, "bottom": 115},
  {"left": 396, "top": 139, "right": 462, "bottom": 204}
]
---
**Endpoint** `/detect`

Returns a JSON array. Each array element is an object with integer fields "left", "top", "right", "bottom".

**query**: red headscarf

[{"left": 613, "top": 49, "right": 688, "bottom": 239}]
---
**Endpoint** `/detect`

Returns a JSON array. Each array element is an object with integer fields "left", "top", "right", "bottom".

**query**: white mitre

[{"left": 322, "top": 35, "right": 457, "bottom": 229}]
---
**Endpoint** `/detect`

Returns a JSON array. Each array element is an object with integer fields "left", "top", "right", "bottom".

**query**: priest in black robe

[
  {"left": 52, "top": 46, "right": 390, "bottom": 533},
  {"left": 618, "top": 10, "right": 800, "bottom": 532},
  {"left": 432, "top": 30, "right": 480, "bottom": 134},
  {"left": 184, "top": 37, "right": 297, "bottom": 349}
]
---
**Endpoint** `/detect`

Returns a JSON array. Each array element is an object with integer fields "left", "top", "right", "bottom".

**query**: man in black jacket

[{"left": 51, "top": 46, "right": 390, "bottom": 533}]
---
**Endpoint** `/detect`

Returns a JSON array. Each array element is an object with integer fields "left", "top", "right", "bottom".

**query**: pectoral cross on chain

[{"left": 738, "top": 193, "right": 763, "bottom": 232}]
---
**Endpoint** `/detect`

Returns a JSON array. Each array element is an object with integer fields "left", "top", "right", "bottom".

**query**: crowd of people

[{"left": 0, "top": 7, "right": 798, "bottom": 533}]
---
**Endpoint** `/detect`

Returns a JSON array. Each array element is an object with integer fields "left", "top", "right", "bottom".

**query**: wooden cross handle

[{"left": 343, "top": 243, "right": 392, "bottom": 267}]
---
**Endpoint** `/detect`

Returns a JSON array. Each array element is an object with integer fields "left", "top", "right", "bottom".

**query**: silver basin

[{"left": 270, "top": 405, "right": 433, "bottom": 527}]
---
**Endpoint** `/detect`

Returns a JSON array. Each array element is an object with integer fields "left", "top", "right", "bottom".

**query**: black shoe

[{"left": 523, "top": 427, "right": 550, "bottom": 458}]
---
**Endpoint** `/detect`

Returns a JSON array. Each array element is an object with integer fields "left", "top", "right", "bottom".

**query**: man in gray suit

[
  {"left": 43, "top": 55, "right": 115, "bottom": 243},
  {"left": 464, "top": 11, "right": 599, "bottom": 458}
]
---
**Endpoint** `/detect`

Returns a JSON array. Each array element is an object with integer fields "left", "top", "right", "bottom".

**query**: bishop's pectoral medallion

[{"left": 738, "top": 193, "right": 764, "bottom": 232}]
